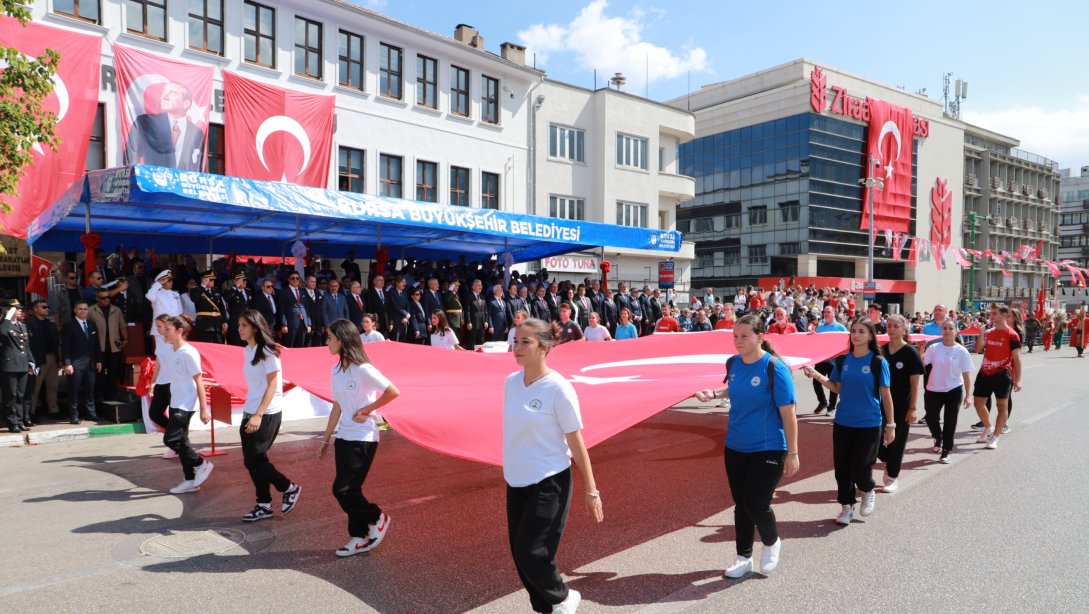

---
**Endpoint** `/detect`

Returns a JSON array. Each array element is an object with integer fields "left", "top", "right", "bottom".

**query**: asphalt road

[{"left": 1, "top": 348, "right": 1087, "bottom": 613}]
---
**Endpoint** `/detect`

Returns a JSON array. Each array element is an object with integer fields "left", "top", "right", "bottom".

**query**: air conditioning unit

[
  {"left": 966, "top": 173, "right": 978, "bottom": 187},
  {"left": 1006, "top": 217, "right": 1018, "bottom": 228},
  {"left": 1024, "top": 219, "right": 1034, "bottom": 231},
  {"left": 1008, "top": 180, "right": 1018, "bottom": 192},
  {"left": 1038, "top": 188, "right": 1049, "bottom": 199},
  {"left": 987, "top": 215, "right": 997, "bottom": 225},
  {"left": 1021, "top": 184, "right": 1032, "bottom": 196},
  {"left": 992, "top": 177, "right": 1003, "bottom": 190}
]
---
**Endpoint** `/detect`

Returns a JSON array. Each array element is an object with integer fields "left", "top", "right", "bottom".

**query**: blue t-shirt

[
  {"left": 816, "top": 321, "right": 848, "bottom": 333},
  {"left": 921, "top": 321, "right": 943, "bottom": 336},
  {"left": 725, "top": 353, "right": 796, "bottom": 453},
  {"left": 615, "top": 323, "right": 639, "bottom": 340},
  {"left": 829, "top": 351, "right": 890, "bottom": 428}
]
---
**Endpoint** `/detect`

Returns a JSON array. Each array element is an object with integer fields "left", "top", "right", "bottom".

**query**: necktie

[
  {"left": 268, "top": 293, "right": 276, "bottom": 314},
  {"left": 356, "top": 295, "right": 363, "bottom": 309},
  {"left": 82, "top": 320, "right": 89, "bottom": 340},
  {"left": 294, "top": 288, "right": 303, "bottom": 320},
  {"left": 171, "top": 122, "right": 181, "bottom": 148},
  {"left": 378, "top": 290, "right": 384, "bottom": 302}
]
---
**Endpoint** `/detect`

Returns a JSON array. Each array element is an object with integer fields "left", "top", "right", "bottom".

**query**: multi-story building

[
  {"left": 26, "top": 0, "right": 694, "bottom": 285},
  {"left": 1058, "top": 166, "right": 1089, "bottom": 268}
]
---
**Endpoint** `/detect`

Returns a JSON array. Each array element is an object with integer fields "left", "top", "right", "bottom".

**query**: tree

[{"left": 0, "top": 0, "right": 60, "bottom": 221}]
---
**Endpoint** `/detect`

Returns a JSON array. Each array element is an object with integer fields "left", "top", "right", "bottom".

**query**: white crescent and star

[
  {"left": 37, "top": 264, "right": 49, "bottom": 281},
  {"left": 569, "top": 353, "right": 810, "bottom": 385},
  {"left": 1, "top": 53, "right": 71, "bottom": 156},
  {"left": 876, "top": 120, "right": 902, "bottom": 180},
  {"left": 255, "top": 115, "right": 313, "bottom": 182}
]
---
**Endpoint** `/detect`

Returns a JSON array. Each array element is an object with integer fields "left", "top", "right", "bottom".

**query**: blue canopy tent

[{"left": 27, "top": 166, "right": 683, "bottom": 263}]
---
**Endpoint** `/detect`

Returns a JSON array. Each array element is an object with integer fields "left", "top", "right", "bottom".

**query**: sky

[{"left": 359, "top": 0, "right": 1089, "bottom": 173}]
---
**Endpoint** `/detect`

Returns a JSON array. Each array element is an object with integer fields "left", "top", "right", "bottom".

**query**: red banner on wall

[
  {"left": 115, "top": 45, "right": 213, "bottom": 171},
  {"left": 223, "top": 71, "right": 335, "bottom": 187},
  {"left": 0, "top": 18, "right": 101, "bottom": 239},
  {"left": 861, "top": 98, "right": 914, "bottom": 234}
]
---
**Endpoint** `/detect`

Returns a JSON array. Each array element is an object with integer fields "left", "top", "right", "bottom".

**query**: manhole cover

[{"left": 140, "top": 528, "right": 246, "bottom": 558}]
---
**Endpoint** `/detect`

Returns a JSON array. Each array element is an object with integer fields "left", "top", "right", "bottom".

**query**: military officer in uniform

[
  {"left": 224, "top": 270, "right": 251, "bottom": 346},
  {"left": 442, "top": 277, "right": 464, "bottom": 341},
  {"left": 190, "top": 269, "right": 228, "bottom": 343},
  {"left": 147, "top": 269, "right": 183, "bottom": 349},
  {"left": 1, "top": 299, "right": 35, "bottom": 433}
]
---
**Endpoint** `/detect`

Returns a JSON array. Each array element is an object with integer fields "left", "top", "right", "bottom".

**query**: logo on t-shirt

[
  {"left": 862, "top": 365, "right": 871, "bottom": 374},
  {"left": 895, "top": 361, "right": 904, "bottom": 370},
  {"left": 174, "top": 358, "right": 183, "bottom": 368},
  {"left": 750, "top": 376, "right": 761, "bottom": 387},
  {"left": 346, "top": 380, "right": 358, "bottom": 391},
  {"left": 528, "top": 399, "right": 542, "bottom": 411}
]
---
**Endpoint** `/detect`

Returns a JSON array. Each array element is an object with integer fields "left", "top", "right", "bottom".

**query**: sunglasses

[{"left": 263, "top": 285, "right": 273, "bottom": 289}]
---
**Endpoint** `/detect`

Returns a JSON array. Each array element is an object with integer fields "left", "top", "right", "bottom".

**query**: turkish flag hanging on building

[
  {"left": 223, "top": 71, "right": 335, "bottom": 187},
  {"left": 115, "top": 45, "right": 214, "bottom": 172},
  {"left": 861, "top": 98, "right": 914, "bottom": 234},
  {"left": 0, "top": 18, "right": 101, "bottom": 239},
  {"left": 24, "top": 255, "right": 53, "bottom": 297}
]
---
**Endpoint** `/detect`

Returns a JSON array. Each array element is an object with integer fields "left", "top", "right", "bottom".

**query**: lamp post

[
  {"left": 859, "top": 156, "right": 884, "bottom": 308},
  {"left": 966, "top": 211, "right": 977, "bottom": 310}
]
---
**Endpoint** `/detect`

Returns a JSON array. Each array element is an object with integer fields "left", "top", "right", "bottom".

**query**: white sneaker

[
  {"left": 976, "top": 427, "right": 992, "bottom": 444},
  {"left": 161, "top": 449, "right": 177, "bottom": 459},
  {"left": 881, "top": 470, "right": 890, "bottom": 486},
  {"left": 860, "top": 490, "right": 876, "bottom": 516},
  {"left": 984, "top": 435, "right": 1000, "bottom": 450},
  {"left": 553, "top": 588, "right": 582, "bottom": 614},
  {"left": 335, "top": 537, "right": 368, "bottom": 557},
  {"left": 759, "top": 538, "right": 781, "bottom": 574},
  {"left": 834, "top": 505, "right": 854, "bottom": 525},
  {"left": 192, "top": 461, "right": 214, "bottom": 488},
  {"left": 880, "top": 478, "right": 899, "bottom": 493},
  {"left": 363, "top": 512, "right": 390, "bottom": 552},
  {"left": 723, "top": 555, "right": 753, "bottom": 579},
  {"left": 169, "top": 480, "right": 199, "bottom": 494}
]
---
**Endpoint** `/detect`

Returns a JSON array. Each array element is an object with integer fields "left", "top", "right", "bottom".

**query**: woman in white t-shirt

[
  {"left": 160, "top": 315, "right": 214, "bottom": 495},
  {"left": 319, "top": 319, "right": 400, "bottom": 557},
  {"left": 583, "top": 311, "right": 613, "bottom": 341},
  {"left": 237, "top": 310, "right": 301, "bottom": 522},
  {"left": 922, "top": 319, "right": 974, "bottom": 464},
  {"left": 359, "top": 313, "right": 385, "bottom": 344},
  {"left": 148, "top": 316, "right": 176, "bottom": 458},
  {"left": 504, "top": 318, "right": 603, "bottom": 613},
  {"left": 430, "top": 310, "right": 464, "bottom": 350},
  {"left": 506, "top": 309, "right": 530, "bottom": 351}
]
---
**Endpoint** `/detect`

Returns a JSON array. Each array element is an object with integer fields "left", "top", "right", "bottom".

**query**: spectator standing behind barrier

[
  {"left": 359, "top": 314, "right": 386, "bottom": 344},
  {"left": 811, "top": 306, "right": 847, "bottom": 415},
  {"left": 25, "top": 299, "right": 60, "bottom": 419},
  {"left": 584, "top": 311, "right": 613, "bottom": 341},
  {"left": 615, "top": 308, "right": 638, "bottom": 340}
]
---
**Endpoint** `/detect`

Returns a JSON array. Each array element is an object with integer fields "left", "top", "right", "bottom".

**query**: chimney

[
  {"left": 454, "top": 24, "right": 479, "bottom": 45},
  {"left": 500, "top": 42, "right": 526, "bottom": 65},
  {"left": 470, "top": 33, "right": 485, "bottom": 50}
]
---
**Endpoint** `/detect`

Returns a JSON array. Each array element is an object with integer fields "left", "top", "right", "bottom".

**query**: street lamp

[{"left": 858, "top": 155, "right": 884, "bottom": 307}]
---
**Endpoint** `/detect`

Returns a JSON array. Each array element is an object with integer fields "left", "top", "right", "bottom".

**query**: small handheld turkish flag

[{"left": 26, "top": 255, "right": 54, "bottom": 297}]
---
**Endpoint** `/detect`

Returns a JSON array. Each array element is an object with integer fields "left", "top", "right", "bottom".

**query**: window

[
  {"left": 294, "top": 17, "right": 322, "bottom": 79},
  {"left": 550, "top": 196, "right": 585, "bottom": 220},
  {"left": 127, "top": 0, "right": 167, "bottom": 40},
  {"left": 450, "top": 66, "right": 469, "bottom": 116},
  {"left": 338, "top": 147, "right": 364, "bottom": 193},
  {"left": 749, "top": 206, "right": 768, "bottom": 226},
  {"left": 724, "top": 214, "right": 741, "bottom": 229},
  {"left": 243, "top": 1, "right": 276, "bottom": 68},
  {"left": 780, "top": 242, "right": 800, "bottom": 256},
  {"left": 616, "top": 133, "right": 648, "bottom": 170},
  {"left": 54, "top": 0, "right": 100, "bottom": 23},
  {"left": 779, "top": 200, "right": 800, "bottom": 223},
  {"left": 416, "top": 55, "right": 437, "bottom": 108},
  {"left": 724, "top": 247, "right": 741, "bottom": 265},
  {"left": 481, "top": 75, "right": 499, "bottom": 124},
  {"left": 617, "top": 201, "right": 648, "bottom": 228},
  {"left": 380, "top": 154, "right": 403, "bottom": 198},
  {"left": 416, "top": 160, "right": 437, "bottom": 202},
  {"left": 749, "top": 245, "right": 768, "bottom": 264},
  {"left": 379, "top": 43, "right": 403, "bottom": 99},
  {"left": 450, "top": 166, "right": 470, "bottom": 206},
  {"left": 85, "top": 104, "right": 105, "bottom": 170},
  {"left": 548, "top": 124, "right": 584, "bottom": 162},
  {"left": 338, "top": 30, "right": 364, "bottom": 90},
  {"left": 659, "top": 147, "right": 665, "bottom": 172},
  {"left": 481, "top": 172, "right": 499, "bottom": 209},
  {"left": 205, "top": 123, "right": 225, "bottom": 175},
  {"left": 187, "top": 0, "right": 223, "bottom": 55}
]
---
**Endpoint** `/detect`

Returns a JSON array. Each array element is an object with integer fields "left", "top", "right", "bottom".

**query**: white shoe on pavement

[
  {"left": 169, "top": 480, "right": 199, "bottom": 494},
  {"left": 976, "top": 427, "right": 992, "bottom": 444},
  {"left": 162, "top": 449, "right": 177, "bottom": 459},
  {"left": 880, "top": 478, "right": 899, "bottom": 493},
  {"left": 835, "top": 505, "right": 854, "bottom": 525},
  {"left": 985, "top": 435, "right": 1000, "bottom": 450},
  {"left": 335, "top": 537, "right": 368, "bottom": 557},
  {"left": 860, "top": 490, "right": 876, "bottom": 516},
  {"left": 760, "top": 538, "right": 782, "bottom": 574},
  {"left": 723, "top": 555, "right": 753, "bottom": 579},
  {"left": 192, "top": 461, "right": 214, "bottom": 488},
  {"left": 363, "top": 512, "right": 390, "bottom": 552},
  {"left": 553, "top": 588, "right": 582, "bottom": 614}
]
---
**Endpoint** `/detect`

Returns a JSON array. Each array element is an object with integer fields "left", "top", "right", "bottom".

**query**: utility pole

[
  {"left": 967, "top": 211, "right": 977, "bottom": 310},
  {"left": 859, "top": 156, "right": 884, "bottom": 308}
]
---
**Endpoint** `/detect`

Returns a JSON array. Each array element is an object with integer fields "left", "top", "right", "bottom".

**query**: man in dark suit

[
  {"left": 615, "top": 282, "right": 631, "bottom": 320},
  {"left": 302, "top": 274, "right": 324, "bottom": 346},
  {"left": 26, "top": 299, "right": 60, "bottom": 418},
  {"left": 124, "top": 82, "right": 206, "bottom": 171},
  {"left": 506, "top": 283, "right": 527, "bottom": 322},
  {"left": 421, "top": 277, "right": 444, "bottom": 336},
  {"left": 487, "top": 284, "right": 510, "bottom": 342},
  {"left": 364, "top": 274, "right": 390, "bottom": 334},
  {"left": 253, "top": 277, "right": 280, "bottom": 337},
  {"left": 574, "top": 284, "right": 593, "bottom": 330},
  {"left": 546, "top": 282, "right": 562, "bottom": 322},
  {"left": 60, "top": 301, "right": 101, "bottom": 424},
  {"left": 386, "top": 276, "right": 411, "bottom": 342},
  {"left": 600, "top": 288, "right": 619, "bottom": 335},
  {"left": 277, "top": 271, "right": 311, "bottom": 348},
  {"left": 530, "top": 286, "right": 551, "bottom": 322},
  {"left": 190, "top": 270, "right": 228, "bottom": 343},
  {"left": 224, "top": 271, "right": 252, "bottom": 346},
  {"left": 465, "top": 279, "right": 488, "bottom": 348},
  {"left": 321, "top": 278, "right": 349, "bottom": 331},
  {"left": 347, "top": 281, "right": 366, "bottom": 328},
  {"left": 1, "top": 300, "right": 35, "bottom": 432}
]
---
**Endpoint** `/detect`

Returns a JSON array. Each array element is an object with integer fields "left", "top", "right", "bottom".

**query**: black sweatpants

[
  {"left": 925, "top": 387, "right": 962, "bottom": 452},
  {"left": 832, "top": 424, "right": 880, "bottom": 505},
  {"left": 877, "top": 401, "right": 911, "bottom": 479},
  {"left": 164, "top": 408, "right": 205, "bottom": 481},
  {"left": 813, "top": 361, "right": 838, "bottom": 408},
  {"left": 332, "top": 439, "right": 382, "bottom": 538},
  {"left": 506, "top": 468, "right": 572, "bottom": 613},
  {"left": 148, "top": 383, "right": 171, "bottom": 431},
  {"left": 241, "top": 412, "right": 291, "bottom": 504},
  {"left": 724, "top": 448, "right": 785, "bottom": 558}
]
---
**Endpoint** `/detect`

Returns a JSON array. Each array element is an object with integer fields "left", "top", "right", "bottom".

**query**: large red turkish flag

[
  {"left": 862, "top": 98, "right": 914, "bottom": 234},
  {"left": 0, "top": 18, "right": 101, "bottom": 239},
  {"left": 223, "top": 71, "right": 335, "bottom": 187}
]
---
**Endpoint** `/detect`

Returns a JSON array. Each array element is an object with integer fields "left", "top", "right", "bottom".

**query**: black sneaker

[
  {"left": 242, "top": 504, "right": 273, "bottom": 522},
  {"left": 969, "top": 421, "right": 984, "bottom": 431},
  {"left": 813, "top": 403, "right": 827, "bottom": 415},
  {"left": 281, "top": 483, "right": 302, "bottom": 514},
  {"left": 826, "top": 405, "right": 836, "bottom": 414}
]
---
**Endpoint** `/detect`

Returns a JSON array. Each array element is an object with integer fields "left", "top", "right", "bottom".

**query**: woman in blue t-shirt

[
  {"left": 695, "top": 314, "right": 799, "bottom": 579},
  {"left": 804, "top": 317, "right": 894, "bottom": 526}
]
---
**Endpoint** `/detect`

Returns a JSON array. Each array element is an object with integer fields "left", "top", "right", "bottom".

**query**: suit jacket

[
  {"left": 422, "top": 288, "right": 444, "bottom": 327},
  {"left": 61, "top": 318, "right": 101, "bottom": 366},
  {"left": 0, "top": 319, "right": 33, "bottom": 373},
  {"left": 466, "top": 292, "right": 488, "bottom": 328},
  {"left": 407, "top": 299, "right": 428, "bottom": 341},
  {"left": 224, "top": 286, "right": 252, "bottom": 324},
  {"left": 302, "top": 288, "right": 324, "bottom": 330},
  {"left": 347, "top": 292, "right": 366, "bottom": 327},
  {"left": 321, "top": 290, "right": 350, "bottom": 327},
  {"left": 254, "top": 291, "right": 279, "bottom": 330},
  {"left": 615, "top": 293, "right": 632, "bottom": 317},
  {"left": 125, "top": 112, "right": 206, "bottom": 171},
  {"left": 507, "top": 295, "right": 527, "bottom": 321},
  {"left": 590, "top": 293, "right": 604, "bottom": 319},
  {"left": 88, "top": 303, "right": 128, "bottom": 354},
  {"left": 575, "top": 295, "right": 593, "bottom": 329},
  {"left": 189, "top": 286, "right": 227, "bottom": 333},
  {"left": 488, "top": 296, "right": 509, "bottom": 333},
  {"left": 364, "top": 288, "right": 390, "bottom": 332},
  {"left": 277, "top": 286, "right": 311, "bottom": 331},
  {"left": 386, "top": 288, "right": 410, "bottom": 339},
  {"left": 530, "top": 295, "right": 551, "bottom": 322},
  {"left": 600, "top": 298, "right": 619, "bottom": 332}
]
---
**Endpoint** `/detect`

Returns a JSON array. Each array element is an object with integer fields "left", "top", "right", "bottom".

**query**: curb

[
  {"left": 90, "top": 423, "right": 147, "bottom": 437},
  {"left": 27, "top": 428, "right": 90, "bottom": 445},
  {"left": 0, "top": 433, "right": 24, "bottom": 448},
  {"left": 13, "top": 422, "right": 148, "bottom": 447}
]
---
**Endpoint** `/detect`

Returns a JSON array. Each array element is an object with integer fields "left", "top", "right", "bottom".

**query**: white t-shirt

[
  {"left": 169, "top": 343, "right": 203, "bottom": 412},
  {"left": 506, "top": 327, "right": 518, "bottom": 351},
  {"left": 331, "top": 362, "right": 392, "bottom": 442},
  {"left": 431, "top": 330, "right": 459, "bottom": 350},
  {"left": 360, "top": 330, "right": 385, "bottom": 344},
  {"left": 584, "top": 325, "right": 610, "bottom": 341},
  {"left": 502, "top": 371, "right": 584, "bottom": 487},
  {"left": 243, "top": 344, "right": 282, "bottom": 415},
  {"left": 154, "top": 343, "right": 175, "bottom": 386},
  {"left": 923, "top": 342, "right": 975, "bottom": 392}
]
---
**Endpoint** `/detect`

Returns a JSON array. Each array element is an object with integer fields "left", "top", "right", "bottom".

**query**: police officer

[
  {"left": 147, "top": 269, "right": 183, "bottom": 349},
  {"left": 224, "top": 270, "right": 252, "bottom": 346},
  {"left": 1, "top": 299, "right": 35, "bottom": 433},
  {"left": 190, "top": 269, "right": 228, "bottom": 343}
]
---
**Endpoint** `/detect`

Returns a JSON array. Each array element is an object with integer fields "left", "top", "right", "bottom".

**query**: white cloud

[
  {"left": 517, "top": 0, "right": 708, "bottom": 93},
  {"left": 964, "top": 96, "right": 1089, "bottom": 170}
]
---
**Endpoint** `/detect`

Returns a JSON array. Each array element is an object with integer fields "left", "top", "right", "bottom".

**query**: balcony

[{"left": 658, "top": 172, "right": 696, "bottom": 201}]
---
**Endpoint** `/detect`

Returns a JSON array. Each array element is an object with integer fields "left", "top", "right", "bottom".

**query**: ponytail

[{"left": 759, "top": 338, "right": 779, "bottom": 358}]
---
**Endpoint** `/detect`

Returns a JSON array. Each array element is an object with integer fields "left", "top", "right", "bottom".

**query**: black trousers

[
  {"left": 332, "top": 439, "right": 382, "bottom": 538},
  {"left": 925, "top": 387, "right": 962, "bottom": 452},
  {"left": 877, "top": 402, "right": 911, "bottom": 479},
  {"left": 163, "top": 408, "right": 204, "bottom": 481},
  {"left": 95, "top": 351, "right": 123, "bottom": 405},
  {"left": 1, "top": 372, "right": 27, "bottom": 429},
  {"left": 813, "top": 361, "right": 838, "bottom": 408},
  {"left": 21, "top": 372, "right": 35, "bottom": 424},
  {"left": 241, "top": 412, "right": 291, "bottom": 504},
  {"left": 466, "top": 322, "right": 487, "bottom": 348},
  {"left": 832, "top": 424, "right": 880, "bottom": 505},
  {"left": 67, "top": 360, "right": 98, "bottom": 421},
  {"left": 283, "top": 323, "right": 308, "bottom": 348},
  {"left": 506, "top": 468, "right": 572, "bottom": 613},
  {"left": 148, "top": 383, "right": 171, "bottom": 431},
  {"left": 724, "top": 448, "right": 785, "bottom": 558}
]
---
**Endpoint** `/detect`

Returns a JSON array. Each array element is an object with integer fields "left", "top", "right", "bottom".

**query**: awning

[{"left": 27, "top": 165, "right": 683, "bottom": 262}]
